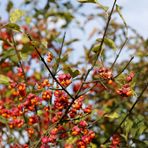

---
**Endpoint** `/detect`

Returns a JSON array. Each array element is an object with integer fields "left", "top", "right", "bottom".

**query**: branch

[
  {"left": 54, "top": 32, "right": 66, "bottom": 76},
  {"left": 26, "top": 33, "right": 75, "bottom": 100},
  {"left": 110, "top": 38, "right": 128, "bottom": 69},
  {"left": 114, "top": 56, "right": 134, "bottom": 78},
  {"left": 11, "top": 33, "right": 27, "bottom": 84},
  {"left": 75, "top": 0, "right": 117, "bottom": 99},
  {"left": 102, "top": 82, "right": 148, "bottom": 144},
  {"left": 58, "top": 0, "right": 118, "bottom": 123}
]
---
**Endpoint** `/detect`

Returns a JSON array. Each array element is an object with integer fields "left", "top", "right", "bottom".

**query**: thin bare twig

[
  {"left": 75, "top": 0, "right": 117, "bottom": 99},
  {"left": 11, "top": 33, "right": 27, "bottom": 84},
  {"left": 110, "top": 38, "right": 128, "bottom": 69},
  {"left": 54, "top": 32, "right": 66, "bottom": 76},
  {"left": 114, "top": 56, "right": 134, "bottom": 78}
]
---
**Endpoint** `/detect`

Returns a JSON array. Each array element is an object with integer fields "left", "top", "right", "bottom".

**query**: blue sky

[{"left": 100, "top": 0, "right": 148, "bottom": 38}]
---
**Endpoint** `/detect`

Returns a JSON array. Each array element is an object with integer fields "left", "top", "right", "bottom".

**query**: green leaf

[
  {"left": 4, "top": 23, "right": 21, "bottom": 32},
  {"left": 0, "top": 116, "right": 8, "bottom": 124},
  {"left": 61, "top": 55, "right": 68, "bottom": 62},
  {"left": 66, "top": 136, "right": 78, "bottom": 144},
  {"left": 105, "top": 112, "right": 119, "bottom": 119},
  {"left": 37, "top": 110, "right": 43, "bottom": 115},
  {"left": 71, "top": 70, "right": 80, "bottom": 78},
  {"left": 92, "top": 43, "right": 100, "bottom": 53},
  {"left": 124, "top": 119, "right": 133, "bottom": 140},
  {"left": 10, "top": 9, "right": 25, "bottom": 23},
  {"left": 30, "top": 41, "right": 40, "bottom": 47},
  {"left": 64, "top": 66, "right": 80, "bottom": 78},
  {"left": 97, "top": 38, "right": 116, "bottom": 50},
  {"left": 78, "top": 0, "right": 97, "bottom": 4},
  {"left": 104, "top": 38, "right": 116, "bottom": 50},
  {"left": 132, "top": 139, "right": 148, "bottom": 147},
  {"left": 7, "top": 1, "right": 13, "bottom": 12},
  {"left": 0, "top": 75, "right": 11, "bottom": 85},
  {"left": 22, "top": 43, "right": 34, "bottom": 53},
  {"left": 136, "top": 122, "right": 146, "bottom": 136},
  {"left": 65, "top": 39, "right": 79, "bottom": 46},
  {"left": 90, "top": 143, "right": 97, "bottom": 148}
]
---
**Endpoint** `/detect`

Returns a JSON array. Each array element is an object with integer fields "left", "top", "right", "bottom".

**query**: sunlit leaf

[
  {"left": 0, "top": 74, "right": 11, "bottom": 85},
  {"left": 97, "top": 38, "right": 117, "bottom": 50},
  {"left": 90, "top": 143, "right": 97, "bottom": 148},
  {"left": 105, "top": 112, "right": 119, "bottom": 119},
  {"left": 10, "top": 9, "right": 25, "bottom": 23},
  {"left": 37, "top": 110, "right": 43, "bottom": 115},
  {"left": 92, "top": 43, "right": 100, "bottom": 53},
  {"left": 41, "top": 39, "right": 48, "bottom": 48},
  {"left": 25, "top": 16, "right": 32, "bottom": 24}
]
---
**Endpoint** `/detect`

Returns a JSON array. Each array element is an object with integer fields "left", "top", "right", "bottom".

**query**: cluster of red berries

[
  {"left": 0, "top": 30, "right": 11, "bottom": 50},
  {"left": 28, "top": 115, "right": 38, "bottom": 125},
  {"left": 116, "top": 84, "right": 132, "bottom": 97},
  {"left": 116, "top": 72, "right": 134, "bottom": 97},
  {"left": 41, "top": 126, "right": 68, "bottom": 147},
  {"left": 0, "top": 107, "right": 23, "bottom": 119},
  {"left": 9, "top": 119, "right": 24, "bottom": 128},
  {"left": 68, "top": 97, "right": 92, "bottom": 119},
  {"left": 58, "top": 73, "right": 72, "bottom": 87},
  {"left": 47, "top": 52, "right": 53, "bottom": 63},
  {"left": 42, "top": 90, "right": 52, "bottom": 101},
  {"left": 93, "top": 67, "right": 113, "bottom": 80},
  {"left": 70, "top": 121, "right": 95, "bottom": 148},
  {"left": 54, "top": 90, "right": 69, "bottom": 110},
  {"left": 73, "top": 82, "right": 90, "bottom": 93},
  {"left": 110, "top": 134, "right": 120, "bottom": 148}
]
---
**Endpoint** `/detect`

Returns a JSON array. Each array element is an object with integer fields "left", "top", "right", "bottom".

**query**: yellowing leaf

[
  {"left": 0, "top": 75, "right": 11, "bottom": 85},
  {"left": 90, "top": 143, "right": 97, "bottom": 148},
  {"left": 10, "top": 9, "right": 25, "bottom": 23},
  {"left": 41, "top": 39, "right": 48, "bottom": 48},
  {"left": 25, "top": 16, "right": 32, "bottom": 24},
  {"left": 105, "top": 112, "right": 119, "bottom": 119},
  {"left": 37, "top": 110, "right": 43, "bottom": 115}
]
